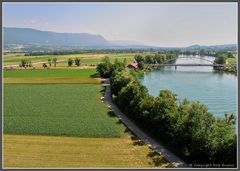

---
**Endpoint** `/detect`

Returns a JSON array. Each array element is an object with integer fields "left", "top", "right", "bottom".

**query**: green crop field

[
  {"left": 4, "top": 84, "right": 125, "bottom": 137},
  {"left": 4, "top": 69, "right": 97, "bottom": 78}
]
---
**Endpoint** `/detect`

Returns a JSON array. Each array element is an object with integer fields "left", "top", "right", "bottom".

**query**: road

[
  {"left": 3, "top": 60, "right": 65, "bottom": 68},
  {"left": 103, "top": 78, "right": 189, "bottom": 168}
]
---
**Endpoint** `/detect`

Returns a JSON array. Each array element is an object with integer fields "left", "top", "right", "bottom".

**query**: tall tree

[
  {"left": 68, "top": 58, "right": 73, "bottom": 67},
  {"left": 74, "top": 57, "right": 81, "bottom": 66},
  {"left": 52, "top": 58, "right": 57, "bottom": 67},
  {"left": 48, "top": 58, "right": 52, "bottom": 67}
]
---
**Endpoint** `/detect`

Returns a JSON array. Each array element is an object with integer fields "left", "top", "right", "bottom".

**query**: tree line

[
  {"left": 134, "top": 53, "right": 177, "bottom": 69},
  {"left": 19, "top": 57, "right": 81, "bottom": 68},
  {"left": 97, "top": 56, "right": 237, "bottom": 167},
  {"left": 24, "top": 50, "right": 86, "bottom": 56}
]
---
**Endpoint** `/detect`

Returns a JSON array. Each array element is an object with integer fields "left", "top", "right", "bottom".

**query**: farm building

[{"left": 127, "top": 63, "right": 138, "bottom": 69}]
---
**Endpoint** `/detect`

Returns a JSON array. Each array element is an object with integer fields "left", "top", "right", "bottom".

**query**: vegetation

[
  {"left": 19, "top": 59, "right": 32, "bottom": 68},
  {"left": 74, "top": 57, "right": 81, "bottom": 66},
  {"left": 48, "top": 58, "right": 52, "bottom": 66},
  {"left": 4, "top": 69, "right": 97, "bottom": 78},
  {"left": 97, "top": 60, "right": 237, "bottom": 167},
  {"left": 52, "top": 57, "right": 57, "bottom": 67},
  {"left": 134, "top": 54, "right": 177, "bottom": 69},
  {"left": 4, "top": 84, "right": 125, "bottom": 137},
  {"left": 4, "top": 77, "right": 101, "bottom": 84},
  {"left": 4, "top": 135, "right": 172, "bottom": 168},
  {"left": 4, "top": 69, "right": 101, "bottom": 84},
  {"left": 96, "top": 56, "right": 126, "bottom": 78},
  {"left": 214, "top": 56, "right": 227, "bottom": 64},
  {"left": 22, "top": 49, "right": 159, "bottom": 56},
  {"left": 228, "top": 57, "right": 237, "bottom": 64},
  {"left": 42, "top": 63, "right": 48, "bottom": 68},
  {"left": 67, "top": 58, "right": 74, "bottom": 67},
  {"left": 3, "top": 56, "right": 172, "bottom": 168},
  {"left": 223, "top": 65, "right": 237, "bottom": 74},
  {"left": 3, "top": 53, "right": 149, "bottom": 69},
  {"left": 213, "top": 51, "right": 237, "bottom": 74},
  {"left": 24, "top": 50, "right": 87, "bottom": 56}
]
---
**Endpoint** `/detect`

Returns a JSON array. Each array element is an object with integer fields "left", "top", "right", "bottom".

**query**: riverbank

[
  {"left": 96, "top": 57, "right": 237, "bottom": 167},
  {"left": 102, "top": 78, "right": 187, "bottom": 168}
]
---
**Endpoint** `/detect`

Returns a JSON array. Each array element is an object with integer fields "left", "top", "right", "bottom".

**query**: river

[{"left": 139, "top": 55, "right": 237, "bottom": 117}]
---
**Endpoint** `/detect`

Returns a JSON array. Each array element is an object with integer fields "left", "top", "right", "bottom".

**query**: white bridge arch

[{"left": 161, "top": 56, "right": 216, "bottom": 65}]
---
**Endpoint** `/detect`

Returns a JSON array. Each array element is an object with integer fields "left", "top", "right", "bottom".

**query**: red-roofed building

[{"left": 127, "top": 63, "right": 138, "bottom": 69}]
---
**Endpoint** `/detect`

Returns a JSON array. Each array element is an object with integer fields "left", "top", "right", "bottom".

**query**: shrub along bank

[{"left": 97, "top": 56, "right": 237, "bottom": 167}]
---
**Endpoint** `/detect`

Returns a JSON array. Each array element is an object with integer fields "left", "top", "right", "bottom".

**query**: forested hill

[
  {"left": 4, "top": 27, "right": 111, "bottom": 47},
  {"left": 3, "top": 27, "right": 237, "bottom": 51}
]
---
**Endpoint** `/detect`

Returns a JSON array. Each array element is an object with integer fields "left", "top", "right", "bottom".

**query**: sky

[{"left": 3, "top": 2, "right": 238, "bottom": 47}]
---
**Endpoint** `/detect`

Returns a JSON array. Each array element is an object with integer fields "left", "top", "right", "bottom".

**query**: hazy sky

[{"left": 3, "top": 2, "right": 238, "bottom": 47}]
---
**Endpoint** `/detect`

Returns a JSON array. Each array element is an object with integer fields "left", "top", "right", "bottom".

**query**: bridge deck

[{"left": 148, "top": 64, "right": 226, "bottom": 67}]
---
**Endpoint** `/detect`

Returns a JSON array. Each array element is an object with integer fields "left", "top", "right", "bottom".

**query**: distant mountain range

[
  {"left": 3, "top": 27, "right": 237, "bottom": 51},
  {"left": 182, "top": 44, "right": 237, "bottom": 51}
]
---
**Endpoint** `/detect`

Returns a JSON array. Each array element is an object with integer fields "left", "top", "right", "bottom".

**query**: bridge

[
  {"left": 148, "top": 63, "right": 226, "bottom": 67},
  {"left": 146, "top": 56, "right": 235, "bottom": 69}
]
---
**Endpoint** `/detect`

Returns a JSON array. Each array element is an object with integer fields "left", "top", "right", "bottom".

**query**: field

[
  {"left": 4, "top": 69, "right": 101, "bottom": 84},
  {"left": 4, "top": 135, "right": 172, "bottom": 168},
  {"left": 3, "top": 83, "right": 171, "bottom": 168},
  {"left": 3, "top": 53, "right": 136, "bottom": 66},
  {"left": 4, "top": 69, "right": 97, "bottom": 78},
  {"left": 4, "top": 77, "right": 101, "bottom": 84},
  {"left": 3, "top": 55, "right": 171, "bottom": 168},
  {"left": 4, "top": 84, "right": 125, "bottom": 137},
  {"left": 227, "top": 57, "right": 237, "bottom": 64}
]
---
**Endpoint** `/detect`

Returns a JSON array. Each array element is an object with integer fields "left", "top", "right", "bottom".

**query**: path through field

[{"left": 103, "top": 78, "right": 188, "bottom": 168}]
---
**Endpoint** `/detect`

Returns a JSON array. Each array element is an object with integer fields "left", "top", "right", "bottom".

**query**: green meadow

[{"left": 4, "top": 69, "right": 97, "bottom": 78}]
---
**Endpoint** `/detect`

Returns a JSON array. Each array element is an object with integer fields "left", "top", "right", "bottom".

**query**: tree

[
  {"left": 144, "top": 55, "right": 154, "bottom": 64},
  {"left": 52, "top": 58, "right": 57, "bottom": 67},
  {"left": 47, "top": 58, "right": 52, "bottom": 66},
  {"left": 68, "top": 58, "right": 73, "bottom": 67},
  {"left": 138, "top": 61, "right": 145, "bottom": 69},
  {"left": 96, "top": 56, "right": 125, "bottom": 78},
  {"left": 28, "top": 60, "right": 32, "bottom": 67},
  {"left": 20, "top": 59, "right": 28, "bottom": 67},
  {"left": 227, "top": 52, "right": 234, "bottom": 58},
  {"left": 110, "top": 68, "right": 135, "bottom": 95},
  {"left": 102, "top": 56, "right": 110, "bottom": 63},
  {"left": 117, "top": 81, "right": 148, "bottom": 116},
  {"left": 110, "top": 60, "right": 125, "bottom": 77},
  {"left": 96, "top": 62, "right": 111, "bottom": 78},
  {"left": 224, "top": 113, "right": 236, "bottom": 125},
  {"left": 74, "top": 57, "right": 81, "bottom": 66},
  {"left": 214, "top": 56, "right": 227, "bottom": 64},
  {"left": 134, "top": 54, "right": 144, "bottom": 64}
]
